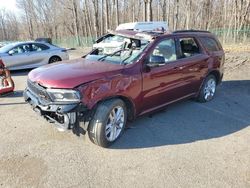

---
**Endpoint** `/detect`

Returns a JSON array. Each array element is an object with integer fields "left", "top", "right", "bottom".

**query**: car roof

[
  {"left": 108, "top": 29, "right": 165, "bottom": 41},
  {"left": 109, "top": 29, "right": 215, "bottom": 41},
  {"left": 116, "top": 21, "right": 168, "bottom": 31},
  {"left": 11, "top": 41, "right": 50, "bottom": 45}
]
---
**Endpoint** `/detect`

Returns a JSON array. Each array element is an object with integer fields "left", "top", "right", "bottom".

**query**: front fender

[{"left": 77, "top": 74, "right": 141, "bottom": 113}]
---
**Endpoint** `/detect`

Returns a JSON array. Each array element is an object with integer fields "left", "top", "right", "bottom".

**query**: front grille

[{"left": 27, "top": 80, "right": 51, "bottom": 102}]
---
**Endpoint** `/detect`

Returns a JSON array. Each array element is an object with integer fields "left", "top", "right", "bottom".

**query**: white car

[
  {"left": 93, "top": 22, "right": 168, "bottom": 54},
  {"left": 93, "top": 35, "right": 127, "bottom": 54},
  {"left": 0, "top": 42, "right": 69, "bottom": 70}
]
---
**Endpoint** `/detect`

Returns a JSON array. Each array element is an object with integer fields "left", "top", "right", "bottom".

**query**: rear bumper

[{"left": 24, "top": 88, "right": 86, "bottom": 131}]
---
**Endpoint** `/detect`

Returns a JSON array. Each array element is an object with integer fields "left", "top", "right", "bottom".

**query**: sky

[{"left": 0, "top": 0, "right": 19, "bottom": 13}]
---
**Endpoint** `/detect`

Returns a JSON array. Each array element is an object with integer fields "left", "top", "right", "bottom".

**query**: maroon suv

[{"left": 24, "top": 30, "right": 224, "bottom": 147}]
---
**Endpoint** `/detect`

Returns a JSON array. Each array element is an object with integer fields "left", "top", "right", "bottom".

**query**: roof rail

[{"left": 173, "top": 30, "right": 211, "bottom": 34}]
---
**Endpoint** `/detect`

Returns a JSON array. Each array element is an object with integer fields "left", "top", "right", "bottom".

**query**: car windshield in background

[
  {"left": 86, "top": 36, "right": 149, "bottom": 65},
  {"left": 102, "top": 35, "right": 125, "bottom": 43},
  {"left": 0, "top": 43, "right": 16, "bottom": 53}
]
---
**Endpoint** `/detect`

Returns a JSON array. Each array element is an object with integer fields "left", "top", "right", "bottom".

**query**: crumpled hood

[{"left": 28, "top": 58, "right": 124, "bottom": 88}]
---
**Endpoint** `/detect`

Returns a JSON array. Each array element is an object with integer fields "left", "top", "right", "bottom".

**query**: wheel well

[
  {"left": 118, "top": 96, "right": 135, "bottom": 121},
  {"left": 95, "top": 96, "right": 135, "bottom": 121},
  {"left": 208, "top": 70, "right": 221, "bottom": 85},
  {"left": 49, "top": 56, "right": 62, "bottom": 61}
]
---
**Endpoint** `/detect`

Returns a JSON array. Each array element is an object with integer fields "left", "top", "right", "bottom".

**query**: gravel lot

[{"left": 0, "top": 48, "right": 249, "bottom": 188}]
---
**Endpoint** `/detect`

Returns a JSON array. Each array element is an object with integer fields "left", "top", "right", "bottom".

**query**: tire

[
  {"left": 197, "top": 74, "right": 217, "bottom": 103},
  {"left": 49, "top": 56, "right": 61, "bottom": 64},
  {"left": 88, "top": 99, "right": 127, "bottom": 148}
]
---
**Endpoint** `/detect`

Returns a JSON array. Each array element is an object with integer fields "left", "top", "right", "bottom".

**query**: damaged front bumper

[{"left": 24, "top": 88, "right": 88, "bottom": 131}]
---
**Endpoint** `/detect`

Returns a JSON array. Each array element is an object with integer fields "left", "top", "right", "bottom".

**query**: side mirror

[
  {"left": 8, "top": 50, "right": 15, "bottom": 56},
  {"left": 143, "top": 55, "right": 165, "bottom": 73},
  {"left": 148, "top": 55, "right": 165, "bottom": 68}
]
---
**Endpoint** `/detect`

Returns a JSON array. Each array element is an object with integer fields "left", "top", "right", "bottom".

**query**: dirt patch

[{"left": 225, "top": 52, "right": 249, "bottom": 70}]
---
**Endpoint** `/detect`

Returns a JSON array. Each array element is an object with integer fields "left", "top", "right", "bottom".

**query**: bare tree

[
  {"left": 0, "top": 0, "right": 249, "bottom": 45},
  {"left": 144, "top": 0, "right": 153, "bottom": 21}
]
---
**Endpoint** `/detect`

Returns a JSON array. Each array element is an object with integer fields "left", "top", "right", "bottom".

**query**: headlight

[{"left": 47, "top": 89, "right": 81, "bottom": 103}]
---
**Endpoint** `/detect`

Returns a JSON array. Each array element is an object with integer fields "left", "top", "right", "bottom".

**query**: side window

[
  {"left": 200, "top": 37, "right": 220, "bottom": 52},
  {"left": 31, "top": 43, "right": 49, "bottom": 52},
  {"left": 179, "top": 38, "right": 201, "bottom": 58},
  {"left": 150, "top": 39, "right": 177, "bottom": 64},
  {"left": 10, "top": 44, "right": 31, "bottom": 54}
]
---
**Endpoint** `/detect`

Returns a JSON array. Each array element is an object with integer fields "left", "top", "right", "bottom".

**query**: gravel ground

[{"left": 0, "top": 48, "right": 249, "bottom": 188}]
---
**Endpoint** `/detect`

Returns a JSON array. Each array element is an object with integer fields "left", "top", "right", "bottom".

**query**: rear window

[
  {"left": 179, "top": 37, "right": 201, "bottom": 58},
  {"left": 32, "top": 43, "right": 50, "bottom": 51},
  {"left": 200, "top": 37, "right": 221, "bottom": 52}
]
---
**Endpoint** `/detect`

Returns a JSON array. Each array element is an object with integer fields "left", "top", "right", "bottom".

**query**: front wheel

[
  {"left": 88, "top": 99, "right": 127, "bottom": 148},
  {"left": 197, "top": 75, "right": 217, "bottom": 103}
]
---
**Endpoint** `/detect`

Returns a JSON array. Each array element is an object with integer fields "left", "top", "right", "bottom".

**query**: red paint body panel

[{"left": 78, "top": 63, "right": 142, "bottom": 112}]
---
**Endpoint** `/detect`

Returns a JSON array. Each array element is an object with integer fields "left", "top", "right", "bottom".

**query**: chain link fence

[
  {"left": 209, "top": 28, "right": 250, "bottom": 44},
  {"left": 1, "top": 28, "right": 250, "bottom": 48},
  {"left": 53, "top": 37, "right": 94, "bottom": 48}
]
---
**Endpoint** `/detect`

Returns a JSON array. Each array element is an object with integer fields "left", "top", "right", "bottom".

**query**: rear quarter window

[{"left": 200, "top": 37, "right": 221, "bottom": 52}]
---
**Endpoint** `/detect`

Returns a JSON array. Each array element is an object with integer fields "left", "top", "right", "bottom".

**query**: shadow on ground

[
  {"left": 111, "top": 80, "right": 250, "bottom": 149},
  {"left": 10, "top": 69, "right": 32, "bottom": 77}
]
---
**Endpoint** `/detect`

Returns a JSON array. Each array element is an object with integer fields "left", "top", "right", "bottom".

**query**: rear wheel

[
  {"left": 88, "top": 99, "right": 127, "bottom": 148},
  {"left": 197, "top": 75, "right": 217, "bottom": 102},
  {"left": 49, "top": 56, "right": 61, "bottom": 64}
]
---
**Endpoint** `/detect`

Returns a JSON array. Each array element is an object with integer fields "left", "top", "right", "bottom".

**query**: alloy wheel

[
  {"left": 204, "top": 78, "right": 216, "bottom": 101},
  {"left": 105, "top": 106, "right": 125, "bottom": 142}
]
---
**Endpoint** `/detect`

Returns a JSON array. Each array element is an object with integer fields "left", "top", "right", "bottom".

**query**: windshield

[
  {"left": 0, "top": 43, "right": 16, "bottom": 53},
  {"left": 86, "top": 36, "right": 149, "bottom": 65},
  {"left": 102, "top": 35, "right": 125, "bottom": 43}
]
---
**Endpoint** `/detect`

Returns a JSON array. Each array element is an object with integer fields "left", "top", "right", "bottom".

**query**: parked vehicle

[
  {"left": 93, "top": 22, "right": 168, "bottom": 54},
  {"left": 0, "top": 42, "right": 69, "bottom": 70},
  {"left": 24, "top": 29, "right": 224, "bottom": 147},
  {"left": 93, "top": 33, "right": 126, "bottom": 54}
]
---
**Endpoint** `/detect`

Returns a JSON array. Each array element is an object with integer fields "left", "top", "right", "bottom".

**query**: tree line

[{"left": 0, "top": 0, "right": 250, "bottom": 45}]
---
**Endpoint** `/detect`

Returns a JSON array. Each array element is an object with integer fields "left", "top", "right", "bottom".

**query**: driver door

[{"left": 141, "top": 38, "right": 190, "bottom": 113}]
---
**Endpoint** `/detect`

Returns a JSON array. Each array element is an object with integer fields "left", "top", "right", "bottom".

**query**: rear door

[
  {"left": 28, "top": 43, "right": 50, "bottom": 66},
  {"left": 175, "top": 37, "right": 209, "bottom": 93}
]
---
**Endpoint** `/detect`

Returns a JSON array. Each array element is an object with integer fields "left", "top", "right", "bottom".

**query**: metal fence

[
  {"left": 209, "top": 28, "right": 250, "bottom": 44},
  {"left": 53, "top": 37, "right": 94, "bottom": 48},
  {"left": 1, "top": 28, "right": 250, "bottom": 49}
]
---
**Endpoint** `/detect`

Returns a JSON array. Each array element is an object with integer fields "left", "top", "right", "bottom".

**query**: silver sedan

[{"left": 0, "top": 42, "right": 69, "bottom": 70}]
